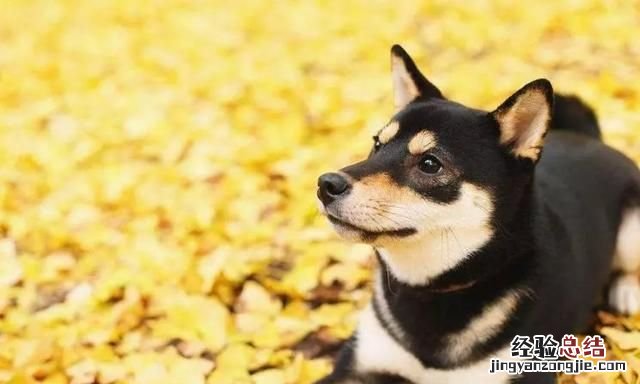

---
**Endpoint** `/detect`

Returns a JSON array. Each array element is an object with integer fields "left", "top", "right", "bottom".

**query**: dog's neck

[
  {"left": 374, "top": 229, "right": 532, "bottom": 296},
  {"left": 370, "top": 236, "right": 535, "bottom": 367}
]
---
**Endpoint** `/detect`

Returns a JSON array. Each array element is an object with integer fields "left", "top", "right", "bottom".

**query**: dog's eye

[
  {"left": 372, "top": 136, "right": 382, "bottom": 152},
  {"left": 419, "top": 155, "right": 442, "bottom": 174}
]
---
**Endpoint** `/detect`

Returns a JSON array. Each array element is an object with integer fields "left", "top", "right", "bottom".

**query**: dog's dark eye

[
  {"left": 372, "top": 136, "right": 382, "bottom": 152},
  {"left": 419, "top": 155, "right": 442, "bottom": 174}
]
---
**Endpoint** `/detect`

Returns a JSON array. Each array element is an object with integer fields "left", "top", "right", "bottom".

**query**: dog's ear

[
  {"left": 491, "top": 79, "right": 553, "bottom": 162},
  {"left": 391, "top": 44, "right": 443, "bottom": 111}
]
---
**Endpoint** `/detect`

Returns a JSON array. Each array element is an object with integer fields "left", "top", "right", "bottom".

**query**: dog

[{"left": 315, "top": 45, "right": 640, "bottom": 384}]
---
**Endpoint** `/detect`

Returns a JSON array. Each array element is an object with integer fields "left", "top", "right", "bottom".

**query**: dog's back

[
  {"left": 531, "top": 96, "right": 640, "bottom": 338},
  {"left": 552, "top": 94, "right": 602, "bottom": 139}
]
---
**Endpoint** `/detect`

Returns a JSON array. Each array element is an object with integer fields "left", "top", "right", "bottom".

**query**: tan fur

[
  {"left": 445, "top": 289, "right": 525, "bottom": 361},
  {"left": 495, "top": 90, "right": 549, "bottom": 160},
  {"left": 355, "top": 305, "right": 511, "bottom": 383},
  {"left": 378, "top": 121, "right": 400, "bottom": 144},
  {"left": 391, "top": 55, "right": 420, "bottom": 111},
  {"left": 408, "top": 130, "right": 437, "bottom": 155},
  {"left": 345, "top": 173, "right": 419, "bottom": 210}
]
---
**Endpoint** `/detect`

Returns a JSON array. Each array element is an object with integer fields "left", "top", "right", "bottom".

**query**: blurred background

[{"left": 0, "top": 1, "right": 639, "bottom": 383}]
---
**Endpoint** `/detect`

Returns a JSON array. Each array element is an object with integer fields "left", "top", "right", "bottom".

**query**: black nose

[{"left": 317, "top": 172, "right": 351, "bottom": 204}]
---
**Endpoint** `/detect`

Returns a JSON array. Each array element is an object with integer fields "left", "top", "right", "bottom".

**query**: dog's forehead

[{"left": 379, "top": 101, "right": 487, "bottom": 147}]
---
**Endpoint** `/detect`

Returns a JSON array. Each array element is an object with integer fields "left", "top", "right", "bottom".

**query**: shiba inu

[{"left": 315, "top": 45, "right": 640, "bottom": 384}]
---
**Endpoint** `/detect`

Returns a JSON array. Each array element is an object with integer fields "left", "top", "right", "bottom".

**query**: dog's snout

[{"left": 317, "top": 172, "right": 351, "bottom": 204}]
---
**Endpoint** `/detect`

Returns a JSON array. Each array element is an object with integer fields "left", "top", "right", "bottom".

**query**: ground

[{"left": 0, "top": 1, "right": 639, "bottom": 384}]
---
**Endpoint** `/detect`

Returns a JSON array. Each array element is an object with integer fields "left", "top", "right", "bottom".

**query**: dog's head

[{"left": 317, "top": 45, "right": 553, "bottom": 282}]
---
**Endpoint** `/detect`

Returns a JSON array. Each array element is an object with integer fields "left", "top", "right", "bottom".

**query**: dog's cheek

[{"left": 436, "top": 183, "right": 495, "bottom": 232}]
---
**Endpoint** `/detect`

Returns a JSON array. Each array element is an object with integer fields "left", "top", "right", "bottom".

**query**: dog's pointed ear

[
  {"left": 491, "top": 79, "right": 554, "bottom": 162},
  {"left": 391, "top": 44, "right": 443, "bottom": 111}
]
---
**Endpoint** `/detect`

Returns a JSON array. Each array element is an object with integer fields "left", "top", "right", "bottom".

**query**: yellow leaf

[{"left": 601, "top": 327, "right": 640, "bottom": 350}]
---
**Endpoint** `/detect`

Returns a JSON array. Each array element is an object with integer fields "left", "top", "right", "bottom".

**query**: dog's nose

[{"left": 317, "top": 172, "right": 351, "bottom": 204}]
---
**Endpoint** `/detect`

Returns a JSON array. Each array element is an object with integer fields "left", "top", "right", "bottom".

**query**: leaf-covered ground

[{"left": 0, "top": 1, "right": 639, "bottom": 384}]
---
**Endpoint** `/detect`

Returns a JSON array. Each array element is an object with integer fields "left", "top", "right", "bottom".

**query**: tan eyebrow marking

[
  {"left": 378, "top": 121, "right": 400, "bottom": 144},
  {"left": 408, "top": 130, "right": 437, "bottom": 155}
]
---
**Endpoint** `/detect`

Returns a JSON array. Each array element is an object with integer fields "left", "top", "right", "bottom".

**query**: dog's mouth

[{"left": 326, "top": 213, "right": 417, "bottom": 239}]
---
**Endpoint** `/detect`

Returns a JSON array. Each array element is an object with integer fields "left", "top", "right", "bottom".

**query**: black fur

[
  {"left": 316, "top": 46, "right": 640, "bottom": 384},
  {"left": 552, "top": 94, "right": 601, "bottom": 139}
]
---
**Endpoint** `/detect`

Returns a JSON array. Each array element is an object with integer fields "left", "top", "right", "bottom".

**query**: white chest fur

[{"left": 354, "top": 305, "right": 513, "bottom": 384}]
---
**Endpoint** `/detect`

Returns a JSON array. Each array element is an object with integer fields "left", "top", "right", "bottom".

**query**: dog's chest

[{"left": 354, "top": 306, "right": 512, "bottom": 384}]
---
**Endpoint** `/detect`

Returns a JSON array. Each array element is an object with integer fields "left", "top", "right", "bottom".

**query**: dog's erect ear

[
  {"left": 390, "top": 44, "right": 443, "bottom": 111},
  {"left": 491, "top": 79, "right": 554, "bottom": 162}
]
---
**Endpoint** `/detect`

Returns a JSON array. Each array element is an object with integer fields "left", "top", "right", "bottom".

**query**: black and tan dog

[{"left": 315, "top": 45, "right": 640, "bottom": 383}]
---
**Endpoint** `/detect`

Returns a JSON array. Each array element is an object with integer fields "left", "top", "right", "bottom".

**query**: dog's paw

[{"left": 609, "top": 274, "right": 640, "bottom": 315}]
